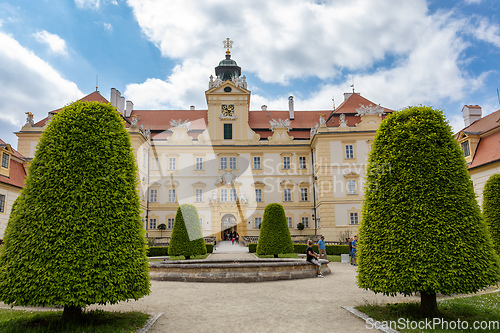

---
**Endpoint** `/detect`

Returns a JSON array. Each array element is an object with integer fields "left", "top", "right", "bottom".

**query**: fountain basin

[{"left": 149, "top": 258, "right": 331, "bottom": 283}]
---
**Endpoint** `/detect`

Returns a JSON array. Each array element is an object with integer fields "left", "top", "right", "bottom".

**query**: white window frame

[
  {"left": 2, "top": 153, "right": 9, "bottom": 168},
  {"left": 229, "top": 157, "right": 237, "bottom": 170},
  {"left": 221, "top": 189, "right": 228, "bottom": 202},
  {"left": 169, "top": 157, "right": 177, "bottom": 170},
  {"left": 195, "top": 157, "right": 203, "bottom": 170},
  {"left": 284, "top": 188, "right": 292, "bottom": 202},
  {"left": 149, "top": 189, "right": 158, "bottom": 203},
  {"left": 253, "top": 156, "right": 261, "bottom": 170},
  {"left": 302, "top": 216, "right": 309, "bottom": 228},
  {"left": 168, "top": 189, "right": 176, "bottom": 203},
  {"left": 229, "top": 188, "right": 237, "bottom": 202},
  {"left": 299, "top": 156, "right": 307, "bottom": 169},
  {"left": 149, "top": 218, "right": 157, "bottom": 229},
  {"left": 345, "top": 144, "right": 354, "bottom": 159},
  {"left": 255, "top": 189, "right": 262, "bottom": 202},
  {"left": 283, "top": 156, "right": 291, "bottom": 170},
  {"left": 151, "top": 157, "right": 159, "bottom": 171},
  {"left": 167, "top": 218, "right": 175, "bottom": 229},
  {"left": 195, "top": 189, "right": 203, "bottom": 202},
  {"left": 0, "top": 194, "right": 5, "bottom": 213},
  {"left": 347, "top": 179, "right": 357, "bottom": 195},
  {"left": 350, "top": 212, "right": 359, "bottom": 225},
  {"left": 287, "top": 217, "right": 293, "bottom": 228},
  {"left": 300, "top": 188, "right": 308, "bottom": 202},
  {"left": 220, "top": 157, "right": 228, "bottom": 170},
  {"left": 254, "top": 217, "right": 262, "bottom": 228}
]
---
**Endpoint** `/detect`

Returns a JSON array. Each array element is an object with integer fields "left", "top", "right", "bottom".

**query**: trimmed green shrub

[
  {"left": 326, "top": 245, "right": 349, "bottom": 255},
  {"left": 205, "top": 244, "right": 214, "bottom": 253},
  {"left": 148, "top": 247, "right": 169, "bottom": 257},
  {"left": 357, "top": 106, "right": 500, "bottom": 317},
  {"left": 168, "top": 204, "right": 207, "bottom": 259},
  {"left": 294, "top": 244, "right": 317, "bottom": 254},
  {"left": 257, "top": 203, "right": 294, "bottom": 257},
  {"left": 0, "top": 101, "right": 150, "bottom": 321},
  {"left": 248, "top": 243, "right": 257, "bottom": 253},
  {"left": 483, "top": 174, "right": 500, "bottom": 255}
]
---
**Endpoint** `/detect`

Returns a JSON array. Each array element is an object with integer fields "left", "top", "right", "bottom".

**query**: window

[
  {"left": 347, "top": 179, "right": 357, "bottom": 195},
  {"left": 169, "top": 157, "right": 176, "bottom": 170},
  {"left": 151, "top": 158, "right": 159, "bottom": 171},
  {"left": 283, "top": 156, "right": 291, "bottom": 170},
  {"left": 221, "top": 189, "right": 228, "bottom": 202},
  {"left": 220, "top": 157, "right": 228, "bottom": 170},
  {"left": 284, "top": 188, "right": 292, "bottom": 202},
  {"left": 2, "top": 153, "right": 9, "bottom": 168},
  {"left": 229, "top": 157, "right": 237, "bottom": 169},
  {"left": 0, "top": 194, "right": 5, "bottom": 213},
  {"left": 196, "top": 157, "right": 203, "bottom": 170},
  {"left": 167, "top": 218, "right": 175, "bottom": 229},
  {"left": 143, "top": 149, "right": 147, "bottom": 167},
  {"left": 149, "top": 189, "right": 158, "bottom": 203},
  {"left": 254, "top": 217, "right": 262, "bottom": 228},
  {"left": 195, "top": 189, "right": 203, "bottom": 202},
  {"left": 461, "top": 141, "right": 470, "bottom": 157},
  {"left": 149, "top": 218, "right": 157, "bottom": 229},
  {"left": 345, "top": 144, "right": 354, "bottom": 159},
  {"left": 300, "top": 188, "right": 308, "bottom": 201},
  {"left": 255, "top": 189, "right": 262, "bottom": 202},
  {"left": 287, "top": 217, "right": 293, "bottom": 228},
  {"left": 229, "top": 189, "right": 237, "bottom": 202},
  {"left": 253, "top": 156, "right": 261, "bottom": 170},
  {"left": 302, "top": 216, "right": 309, "bottom": 228},
  {"left": 224, "top": 123, "right": 232, "bottom": 140},
  {"left": 350, "top": 212, "right": 359, "bottom": 225},
  {"left": 299, "top": 156, "right": 307, "bottom": 169},
  {"left": 168, "top": 189, "right": 176, "bottom": 203}
]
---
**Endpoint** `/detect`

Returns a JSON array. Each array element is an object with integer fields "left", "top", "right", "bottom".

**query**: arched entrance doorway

[{"left": 221, "top": 214, "right": 237, "bottom": 240}]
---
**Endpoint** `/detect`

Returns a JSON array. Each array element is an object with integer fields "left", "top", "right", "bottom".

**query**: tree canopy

[
  {"left": 257, "top": 203, "right": 294, "bottom": 257},
  {"left": 168, "top": 204, "right": 207, "bottom": 259}
]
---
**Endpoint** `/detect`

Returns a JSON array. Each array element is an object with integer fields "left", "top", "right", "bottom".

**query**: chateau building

[{"left": 14, "top": 42, "right": 395, "bottom": 242}]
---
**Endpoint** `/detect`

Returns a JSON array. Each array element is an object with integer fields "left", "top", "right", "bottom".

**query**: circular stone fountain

[{"left": 149, "top": 258, "right": 331, "bottom": 283}]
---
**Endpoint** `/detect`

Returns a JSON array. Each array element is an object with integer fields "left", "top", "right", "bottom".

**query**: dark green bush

[
  {"left": 326, "top": 245, "right": 349, "bottom": 255},
  {"left": 0, "top": 101, "right": 150, "bottom": 319},
  {"left": 248, "top": 243, "right": 257, "bottom": 253},
  {"left": 483, "top": 174, "right": 500, "bottom": 255},
  {"left": 168, "top": 204, "right": 207, "bottom": 259},
  {"left": 357, "top": 105, "right": 500, "bottom": 316},
  {"left": 257, "top": 203, "right": 294, "bottom": 257},
  {"left": 147, "top": 247, "right": 169, "bottom": 257},
  {"left": 205, "top": 244, "right": 214, "bottom": 253}
]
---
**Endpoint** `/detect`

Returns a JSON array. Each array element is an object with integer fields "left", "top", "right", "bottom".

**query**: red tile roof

[
  {"left": 0, "top": 139, "right": 25, "bottom": 159},
  {"left": 249, "top": 111, "right": 327, "bottom": 129},
  {"left": 0, "top": 159, "right": 26, "bottom": 188},
  {"left": 33, "top": 91, "right": 110, "bottom": 127},
  {"left": 333, "top": 93, "right": 392, "bottom": 114},
  {"left": 460, "top": 109, "right": 500, "bottom": 134},
  {"left": 469, "top": 130, "right": 500, "bottom": 169},
  {"left": 129, "top": 110, "right": 208, "bottom": 131}
]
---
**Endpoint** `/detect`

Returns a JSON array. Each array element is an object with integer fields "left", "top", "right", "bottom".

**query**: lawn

[
  {"left": 357, "top": 291, "right": 500, "bottom": 333},
  {"left": 0, "top": 308, "right": 150, "bottom": 333}
]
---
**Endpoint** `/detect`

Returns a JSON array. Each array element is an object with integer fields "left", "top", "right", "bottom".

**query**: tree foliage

[
  {"left": 483, "top": 173, "right": 500, "bottom": 255},
  {"left": 357, "top": 106, "right": 500, "bottom": 315},
  {"left": 0, "top": 101, "right": 150, "bottom": 316},
  {"left": 168, "top": 204, "right": 206, "bottom": 259},
  {"left": 257, "top": 203, "right": 294, "bottom": 257}
]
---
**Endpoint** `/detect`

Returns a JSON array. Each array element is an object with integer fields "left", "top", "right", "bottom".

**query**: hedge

[
  {"left": 249, "top": 243, "right": 348, "bottom": 255},
  {"left": 147, "top": 247, "right": 169, "bottom": 257},
  {"left": 249, "top": 243, "right": 257, "bottom": 253}
]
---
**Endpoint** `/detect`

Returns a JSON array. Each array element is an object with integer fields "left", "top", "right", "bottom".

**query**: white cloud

[
  {"left": 33, "top": 30, "right": 68, "bottom": 56},
  {"left": 124, "top": 0, "right": 493, "bottom": 118},
  {"left": 0, "top": 31, "right": 82, "bottom": 129},
  {"left": 75, "top": 0, "right": 118, "bottom": 10},
  {"left": 103, "top": 22, "right": 113, "bottom": 31},
  {"left": 467, "top": 17, "right": 500, "bottom": 48}
]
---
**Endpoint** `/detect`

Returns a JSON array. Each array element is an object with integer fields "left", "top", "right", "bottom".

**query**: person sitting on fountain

[{"left": 306, "top": 240, "right": 323, "bottom": 278}]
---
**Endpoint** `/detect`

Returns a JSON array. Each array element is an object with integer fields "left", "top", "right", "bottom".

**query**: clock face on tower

[{"left": 221, "top": 104, "right": 235, "bottom": 117}]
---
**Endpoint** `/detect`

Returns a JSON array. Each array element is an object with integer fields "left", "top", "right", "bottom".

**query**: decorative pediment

[
  {"left": 251, "top": 181, "right": 266, "bottom": 188},
  {"left": 167, "top": 119, "right": 193, "bottom": 145},
  {"left": 356, "top": 104, "right": 385, "bottom": 116},
  {"left": 206, "top": 80, "right": 249, "bottom": 94},
  {"left": 165, "top": 180, "right": 179, "bottom": 187},
  {"left": 269, "top": 118, "right": 290, "bottom": 131},
  {"left": 280, "top": 180, "right": 295, "bottom": 187},
  {"left": 192, "top": 181, "right": 206, "bottom": 188},
  {"left": 268, "top": 118, "right": 294, "bottom": 144}
]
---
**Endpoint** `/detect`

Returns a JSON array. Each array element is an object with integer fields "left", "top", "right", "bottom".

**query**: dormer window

[
  {"left": 1, "top": 153, "right": 9, "bottom": 169},
  {"left": 461, "top": 141, "right": 470, "bottom": 157}
]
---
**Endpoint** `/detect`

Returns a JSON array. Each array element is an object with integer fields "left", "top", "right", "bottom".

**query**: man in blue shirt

[
  {"left": 318, "top": 236, "right": 326, "bottom": 260},
  {"left": 351, "top": 235, "right": 358, "bottom": 266}
]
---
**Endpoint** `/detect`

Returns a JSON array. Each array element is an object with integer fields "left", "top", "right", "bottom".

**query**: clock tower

[{"left": 205, "top": 39, "right": 258, "bottom": 144}]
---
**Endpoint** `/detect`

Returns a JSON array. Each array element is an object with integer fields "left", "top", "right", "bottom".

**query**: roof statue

[
  {"left": 356, "top": 104, "right": 385, "bottom": 117},
  {"left": 25, "top": 112, "right": 34, "bottom": 126},
  {"left": 339, "top": 113, "right": 348, "bottom": 128},
  {"left": 223, "top": 37, "right": 233, "bottom": 54},
  {"left": 269, "top": 118, "right": 291, "bottom": 131},
  {"left": 169, "top": 119, "right": 191, "bottom": 130}
]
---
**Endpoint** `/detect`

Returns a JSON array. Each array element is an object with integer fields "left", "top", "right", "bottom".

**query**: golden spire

[{"left": 223, "top": 37, "right": 233, "bottom": 55}]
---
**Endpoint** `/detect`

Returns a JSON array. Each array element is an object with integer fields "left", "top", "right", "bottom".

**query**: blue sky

[{"left": 0, "top": 0, "right": 499, "bottom": 149}]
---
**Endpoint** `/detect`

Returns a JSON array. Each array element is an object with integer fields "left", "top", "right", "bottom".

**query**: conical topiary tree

[
  {"left": 0, "top": 101, "right": 150, "bottom": 322},
  {"left": 168, "top": 204, "right": 207, "bottom": 259},
  {"left": 357, "top": 105, "right": 500, "bottom": 317},
  {"left": 256, "top": 203, "right": 294, "bottom": 258},
  {"left": 483, "top": 173, "right": 500, "bottom": 255}
]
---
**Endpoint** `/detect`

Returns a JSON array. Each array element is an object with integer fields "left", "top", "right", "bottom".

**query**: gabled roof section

[
  {"left": 333, "top": 93, "right": 392, "bottom": 114},
  {"left": 205, "top": 80, "right": 249, "bottom": 95},
  {"left": 457, "top": 108, "right": 500, "bottom": 136},
  {"left": 0, "top": 139, "right": 25, "bottom": 159},
  {"left": 33, "top": 91, "right": 110, "bottom": 127}
]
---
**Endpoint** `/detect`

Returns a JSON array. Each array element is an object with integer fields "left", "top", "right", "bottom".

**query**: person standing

[
  {"left": 318, "top": 236, "right": 327, "bottom": 260},
  {"left": 306, "top": 240, "right": 324, "bottom": 278},
  {"left": 348, "top": 237, "right": 353, "bottom": 265},
  {"left": 351, "top": 235, "right": 358, "bottom": 266}
]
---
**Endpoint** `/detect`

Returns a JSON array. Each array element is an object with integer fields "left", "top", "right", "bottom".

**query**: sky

[{"left": 0, "top": 0, "right": 499, "bottom": 150}]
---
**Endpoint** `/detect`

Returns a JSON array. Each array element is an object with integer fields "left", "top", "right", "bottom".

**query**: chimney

[
  {"left": 190, "top": 105, "right": 195, "bottom": 110},
  {"left": 110, "top": 88, "right": 118, "bottom": 108},
  {"left": 118, "top": 96, "right": 125, "bottom": 115},
  {"left": 261, "top": 105, "right": 267, "bottom": 111},
  {"left": 288, "top": 96, "right": 295, "bottom": 120},
  {"left": 462, "top": 105, "right": 482, "bottom": 127},
  {"left": 125, "top": 100, "right": 133, "bottom": 118}
]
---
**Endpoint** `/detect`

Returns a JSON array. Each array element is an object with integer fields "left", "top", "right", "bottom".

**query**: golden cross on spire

[{"left": 223, "top": 38, "right": 233, "bottom": 54}]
